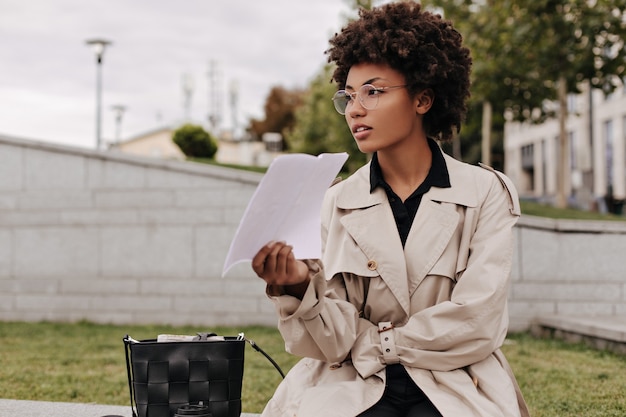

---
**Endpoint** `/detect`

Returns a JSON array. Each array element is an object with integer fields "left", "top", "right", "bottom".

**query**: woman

[{"left": 252, "top": 2, "right": 530, "bottom": 416}]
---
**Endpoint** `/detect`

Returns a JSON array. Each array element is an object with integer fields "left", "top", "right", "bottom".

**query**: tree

[
  {"left": 172, "top": 124, "right": 218, "bottom": 159},
  {"left": 425, "top": 0, "right": 626, "bottom": 208},
  {"left": 511, "top": 0, "right": 626, "bottom": 208},
  {"left": 421, "top": 0, "right": 550, "bottom": 168},
  {"left": 247, "top": 86, "right": 305, "bottom": 150}
]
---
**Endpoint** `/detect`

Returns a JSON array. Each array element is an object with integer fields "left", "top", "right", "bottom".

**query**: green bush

[{"left": 172, "top": 124, "right": 218, "bottom": 158}]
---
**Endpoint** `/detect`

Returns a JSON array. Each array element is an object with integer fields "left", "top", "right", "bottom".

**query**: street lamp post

[{"left": 85, "top": 38, "right": 112, "bottom": 150}]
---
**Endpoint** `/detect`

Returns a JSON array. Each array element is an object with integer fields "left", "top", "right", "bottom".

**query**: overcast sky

[{"left": 0, "top": 0, "right": 355, "bottom": 149}]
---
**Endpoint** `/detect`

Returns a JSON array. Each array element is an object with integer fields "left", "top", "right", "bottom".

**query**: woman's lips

[{"left": 352, "top": 125, "right": 372, "bottom": 140}]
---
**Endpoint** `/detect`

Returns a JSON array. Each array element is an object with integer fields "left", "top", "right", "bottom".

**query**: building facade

[{"left": 504, "top": 82, "right": 626, "bottom": 213}]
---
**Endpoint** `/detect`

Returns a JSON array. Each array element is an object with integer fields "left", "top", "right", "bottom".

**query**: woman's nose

[{"left": 347, "top": 99, "right": 366, "bottom": 118}]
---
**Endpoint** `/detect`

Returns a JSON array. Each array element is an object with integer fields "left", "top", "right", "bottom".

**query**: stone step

[{"left": 530, "top": 314, "right": 626, "bottom": 355}]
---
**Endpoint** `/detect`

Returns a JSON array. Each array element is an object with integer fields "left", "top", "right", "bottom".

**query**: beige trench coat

[{"left": 262, "top": 153, "right": 530, "bottom": 417}]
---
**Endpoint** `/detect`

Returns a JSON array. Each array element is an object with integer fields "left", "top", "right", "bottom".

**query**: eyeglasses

[{"left": 331, "top": 84, "right": 408, "bottom": 115}]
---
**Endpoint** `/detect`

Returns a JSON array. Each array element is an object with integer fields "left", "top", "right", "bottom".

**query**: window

[
  {"left": 604, "top": 119, "right": 614, "bottom": 188},
  {"left": 521, "top": 144, "right": 534, "bottom": 169}
]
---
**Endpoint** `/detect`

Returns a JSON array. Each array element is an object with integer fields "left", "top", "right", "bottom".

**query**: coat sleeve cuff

[{"left": 266, "top": 260, "right": 326, "bottom": 320}]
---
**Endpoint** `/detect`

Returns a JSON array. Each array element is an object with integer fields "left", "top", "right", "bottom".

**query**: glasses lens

[
  {"left": 359, "top": 85, "right": 379, "bottom": 110},
  {"left": 332, "top": 90, "right": 349, "bottom": 114}
]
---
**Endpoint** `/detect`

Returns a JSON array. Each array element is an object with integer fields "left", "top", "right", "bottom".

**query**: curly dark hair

[{"left": 325, "top": 1, "right": 472, "bottom": 142}]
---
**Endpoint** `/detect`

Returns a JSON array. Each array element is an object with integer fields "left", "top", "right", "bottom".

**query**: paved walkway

[{"left": 0, "top": 399, "right": 260, "bottom": 417}]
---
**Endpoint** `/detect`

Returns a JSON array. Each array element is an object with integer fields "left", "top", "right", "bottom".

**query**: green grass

[
  {"left": 0, "top": 321, "right": 298, "bottom": 413},
  {"left": 186, "top": 157, "right": 268, "bottom": 173},
  {"left": 1, "top": 322, "right": 625, "bottom": 415},
  {"left": 504, "top": 333, "right": 626, "bottom": 417},
  {"left": 520, "top": 200, "right": 625, "bottom": 221}
]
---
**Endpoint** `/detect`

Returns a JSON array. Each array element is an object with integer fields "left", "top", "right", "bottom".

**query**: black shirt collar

[{"left": 369, "top": 138, "right": 451, "bottom": 194}]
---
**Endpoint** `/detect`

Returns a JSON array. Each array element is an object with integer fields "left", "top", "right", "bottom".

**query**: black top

[{"left": 369, "top": 138, "right": 451, "bottom": 247}]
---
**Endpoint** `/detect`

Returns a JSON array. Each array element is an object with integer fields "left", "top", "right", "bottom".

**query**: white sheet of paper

[{"left": 222, "top": 152, "right": 348, "bottom": 277}]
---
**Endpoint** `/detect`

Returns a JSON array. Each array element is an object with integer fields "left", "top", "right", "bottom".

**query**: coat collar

[{"left": 336, "top": 152, "right": 479, "bottom": 210}]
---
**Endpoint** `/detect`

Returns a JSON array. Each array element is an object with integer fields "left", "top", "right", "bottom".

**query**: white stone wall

[
  {"left": 1, "top": 135, "right": 624, "bottom": 332},
  {"left": 509, "top": 215, "right": 626, "bottom": 331},
  {"left": 0, "top": 135, "right": 275, "bottom": 327}
]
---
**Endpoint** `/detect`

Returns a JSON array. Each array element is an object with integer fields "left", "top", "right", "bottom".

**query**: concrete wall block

[
  {"left": 0, "top": 311, "right": 58, "bottom": 322},
  {"left": 100, "top": 226, "right": 194, "bottom": 278},
  {"left": 175, "top": 187, "right": 256, "bottom": 208},
  {"left": 0, "top": 144, "right": 23, "bottom": 190},
  {"left": 0, "top": 194, "right": 18, "bottom": 210},
  {"left": 146, "top": 169, "right": 223, "bottom": 189},
  {"left": 222, "top": 206, "right": 247, "bottom": 225},
  {"left": 221, "top": 278, "right": 266, "bottom": 297},
  {"left": 0, "top": 295, "right": 14, "bottom": 311},
  {"left": 516, "top": 228, "right": 561, "bottom": 280},
  {"left": 19, "top": 190, "right": 93, "bottom": 210},
  {"left": 508, "top": 319, "right": 531, "bottom": 333},
  {"left": 257, "top": 298, "right": 278, "bottom": 316},
  {"left": 24, "top": 148, "right": 86, "bottom": 190},
  {"left": 556, "top": 302, "right": 615, "bottom": 316},
  {"left": 14, "top": 227, "right": 99, "bottom": 277},
  {"left": 95, "top": 190, "right": 175, "bottom": 208},
  {"left": 507, "top": 300, "right": 555, "bottom": 333},
  {"left": 82, "top": 311, "right": 135, "bottom": 325},
  {"left": 128, "top": 310, "right": 276, "bottom": 327},
  {"left": 510, "top": 229, "right": 522, "bottom": 281},
  {"left": 61, "top": 278, "right": 140, "bottom": 294},
  {"left": 11, "top": 278, "right": 60, "bottom": 294},
  {"left": 615, "top": 303, "right": 626, "bottom": 315},
  {"left": 87, "top": 159, "right": 146, "bottom": 189},
  {"left": 0, "top": 211, "right": 61, "bottom": 226},
  {"left": 557, "top": 233, "right": 626, "bottom": 279},
  {"left": 138, "top": 278, "right": 223, "bottom": 296},
  {"left": 195, "top": 225, "right": 237, "bottom": 278},
  {"left": 0, "top": 229, "right": 11, "bottom": 276},
  {"left": 90, "top": 294, "right": 173, "bottom": 311},
  {"left": 220, "top": 188, "right": 257, "bottom": 207},
  {"left": 173, "top": 295, "right": 259, "bottom": 314},
  {"left": 137, "top": 208, "right": 225, "bottom": 225},
  {"left": 513, "top": 282, "right": 622, "bottom": 301},
  {"left": 60, "top": 209, "right": 139, "bottom": 225},
  {"left": 0, "top": 278, "right": 15, "bottom": 292},
  {"left": 507, "top": 300, "right": 557, "bottom": 317},
  {"left": 221, "top": 262, "right": 255, "bottom": 280},
  {"left": 16, "top": 294, "right": 91, "bottom": 311}
]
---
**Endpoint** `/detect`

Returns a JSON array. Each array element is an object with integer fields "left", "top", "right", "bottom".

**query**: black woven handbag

[{"left": 123, "top": 332, "right": 284, "bottom": 417}]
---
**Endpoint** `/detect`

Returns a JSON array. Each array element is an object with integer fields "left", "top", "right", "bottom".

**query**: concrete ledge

[
  {"left": 531, "top": 314, "right": 626, "bottom": 355},
  {"left": 0, "top": 399, "right": 260, "bottom": 417}
]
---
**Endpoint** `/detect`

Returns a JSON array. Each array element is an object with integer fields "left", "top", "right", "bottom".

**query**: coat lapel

[
  {"left": 404, "top": 198, "right": 459, "bottom": 295},
  {"left": 340, "top": 195, "right": 411, "bottom": 315},
  {"left": 336, "top": 168, "right": 411, "bottom": 315},
  {"left": 333, "top": 154, "right": 480, "bottom": 314}
]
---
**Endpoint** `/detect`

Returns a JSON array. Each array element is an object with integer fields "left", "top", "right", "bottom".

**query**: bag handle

[
  {"left": 123, "top": 335, "right": 139, "bottom": 417},
  {"left": 243, "top": 335, "right": 285, "bottom": 378}
]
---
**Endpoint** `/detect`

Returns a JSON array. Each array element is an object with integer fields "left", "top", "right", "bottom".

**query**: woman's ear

[{"left": 415, "top": 89, "right": 434, "bottom": 114}]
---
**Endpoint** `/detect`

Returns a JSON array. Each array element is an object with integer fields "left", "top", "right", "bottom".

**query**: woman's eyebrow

[{"left": 345, "top": 77, "right": 384, "bottom": 90}]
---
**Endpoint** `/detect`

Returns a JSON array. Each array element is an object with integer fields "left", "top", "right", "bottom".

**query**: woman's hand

[{"left": 252, "top": 241, "right": 310, "bottom": 296}]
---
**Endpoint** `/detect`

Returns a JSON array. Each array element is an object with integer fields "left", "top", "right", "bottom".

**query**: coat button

[
  {"left": 329, "top": 363, "right": 342, "bottom": 370},
  {"left": 367, "top": 260, "right": 377, "bottom": 270}
]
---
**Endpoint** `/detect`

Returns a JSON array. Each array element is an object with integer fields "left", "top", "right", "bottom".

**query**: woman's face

[{"left": 343, "top": 63, "right": 425, "bottom": 154}]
